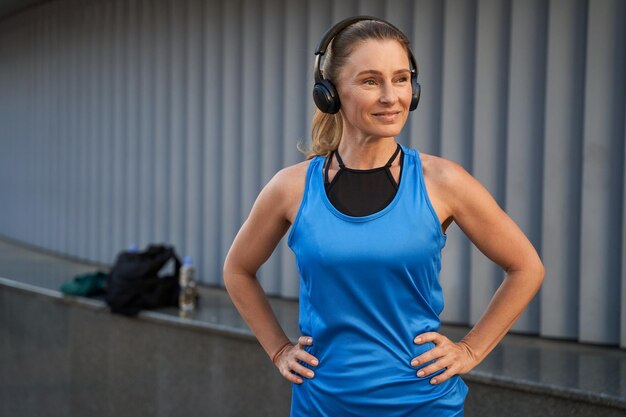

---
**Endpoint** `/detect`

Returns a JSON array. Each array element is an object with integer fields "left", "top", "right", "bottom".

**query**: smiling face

[{"left": 334, "top": 39, "right": 413, "bottom": 142}]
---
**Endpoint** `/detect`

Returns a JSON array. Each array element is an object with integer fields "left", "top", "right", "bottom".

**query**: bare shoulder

[
  {"left": 274, "top": 158, "right": 311, "bottom": 187},
  {"left": 420, "top": 152, "right": 468, "bottom": 189},
  {"left": 419, "top": 152, "right": 476, "bottom": 229},
  {"left": 420, "top": 151, "right": 504, "bottom": 223},
  {"left": 272, "top": 158, "right": 311, "bottom": 198},
  {"left": 268, "top": 158, "right": 313, "bottom": 224}
]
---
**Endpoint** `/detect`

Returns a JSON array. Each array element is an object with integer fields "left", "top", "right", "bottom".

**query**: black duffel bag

[{"left": 105, "top": 244, "right": 181, "bottom": 316}]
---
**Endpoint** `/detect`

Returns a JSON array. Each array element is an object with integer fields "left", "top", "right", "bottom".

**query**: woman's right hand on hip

[{"left": 273, "top": 336, "right": 319, "bottom": 384}]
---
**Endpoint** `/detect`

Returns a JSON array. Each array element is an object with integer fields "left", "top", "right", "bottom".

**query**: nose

[{"left": 379, "top": 82, "right": 399, "bottom": 105}]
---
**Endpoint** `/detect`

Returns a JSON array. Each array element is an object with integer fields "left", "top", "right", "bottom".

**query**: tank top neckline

[
  {"left": 319, "top": 142, "right": 410, "bottom": 223},
  {"left": 332, "top": 142, "right": 402, "bottom": 172}
]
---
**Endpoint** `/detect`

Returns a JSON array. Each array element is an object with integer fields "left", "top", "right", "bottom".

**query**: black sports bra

[{"left": 324, "top": 143, "right": 403, "bottom": 217}]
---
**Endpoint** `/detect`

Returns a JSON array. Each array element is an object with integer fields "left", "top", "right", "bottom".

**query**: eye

[
  {"left": 395, "top": 76, "right": 409, "bottom": 83},
  {"left": 363, "top": 78, "right": 378, "bottom": 86}
]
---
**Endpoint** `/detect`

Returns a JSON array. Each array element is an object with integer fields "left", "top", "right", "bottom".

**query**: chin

[{"left": 368, "top": 125, "right": 404, "bottom": 138}]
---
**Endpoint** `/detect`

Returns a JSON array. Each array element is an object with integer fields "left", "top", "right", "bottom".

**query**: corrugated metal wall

[{"left": 0, "top": 0, "right": 625, "bottom": 347}]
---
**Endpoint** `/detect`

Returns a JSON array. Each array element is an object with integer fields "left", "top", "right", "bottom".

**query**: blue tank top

[{"left": 287, "top": 143, "right": 469, "bottom": 416}]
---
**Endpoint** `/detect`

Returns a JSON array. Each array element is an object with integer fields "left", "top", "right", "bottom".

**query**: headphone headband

[
  {"left": 312, "top": 16, "right": 420, "bottom": 114},
  {"left": 314, "top": 16, "right": 379, "bottom": 56}
]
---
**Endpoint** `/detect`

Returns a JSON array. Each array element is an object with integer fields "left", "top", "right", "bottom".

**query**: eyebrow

[{"left": 356, "top": 69, "right": 411, "bottom": 77}]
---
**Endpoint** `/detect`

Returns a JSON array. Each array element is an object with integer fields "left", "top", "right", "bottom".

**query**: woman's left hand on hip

[{"left": 410, "top": 332, "right": 478, "bottom": 385}]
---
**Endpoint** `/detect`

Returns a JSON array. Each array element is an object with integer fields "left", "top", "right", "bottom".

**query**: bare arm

[
  {"left": 223, "top": 163, "right": 318, "bottom": 384},
  {"left": 223, "top": 168, "right": 292, "bottom": 358},
  {"left": 412, "top": 159, "right": 545, "bottom": 383}
]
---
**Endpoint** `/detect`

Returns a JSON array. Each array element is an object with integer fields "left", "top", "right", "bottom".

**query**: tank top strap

[
  {"left": 333, "top": 149, "right": 345, "bottom": 169},
  {"left": 385, "top": 143, "right": 402, "bottom": 168},
  {"left": 333, "top": 142, "right": 402, "bottom": 171},
  {"left": 324, "top": 151, "right": 335, "bottom": 183}
]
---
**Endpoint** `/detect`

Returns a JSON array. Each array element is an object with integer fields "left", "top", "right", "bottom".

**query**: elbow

[
  {"left": 222, "top": 255, "right": 237, "bottom": 291},
  {"left": 537, "top": 260, "right": 546, "bottom": 280},
  {"left": 223, "top": 266, "right": 242, "bottom": 296},
  {"left": 222, "top": 256, "right": 255, "bottom": 293},
  {"left": 223, "top": 264, "right": 240, "bottom": 292},
  {"left": 505, "top": 253, "right": 545, "bottom": 291},
  {"left": 223, "top": 264, "right": 231, "bottom": 287},
  {"left": 531, "top": 257, "right": 545, "bottom": 291}
]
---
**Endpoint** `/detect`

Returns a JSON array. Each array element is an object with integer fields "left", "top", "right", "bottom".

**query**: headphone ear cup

[
  {"left": 313, "top": 79, "right": 341, "bottom": 114},
  {"left": 410, "top": 79, "right": 420, "bottom": 111}
]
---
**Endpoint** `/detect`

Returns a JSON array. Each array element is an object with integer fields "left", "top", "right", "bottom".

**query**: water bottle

[{"left": 179, "top": 256, "right": 197, "bottom": 313}]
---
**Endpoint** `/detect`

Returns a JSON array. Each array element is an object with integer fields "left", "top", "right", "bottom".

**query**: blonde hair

[
  {"left": 299, "top": 110, "right": 343, "bottom": 160},
  {"left": 299, "top": 19, "right": 412, "bottom": 160}
]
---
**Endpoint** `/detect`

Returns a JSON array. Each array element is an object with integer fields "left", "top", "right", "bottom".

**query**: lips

[
  {"left": 372, "top": 111, "right": 401, "bottom": 116},
  {"left": 371, "top": 111, "right": 402, "bottom": 122}
]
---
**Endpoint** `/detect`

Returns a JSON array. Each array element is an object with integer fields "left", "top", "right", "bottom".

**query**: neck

[{"left": 336, "top": 136, "right": 398, "bottom": 169}]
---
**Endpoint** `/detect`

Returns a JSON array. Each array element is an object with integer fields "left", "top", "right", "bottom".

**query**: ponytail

[{"left": 298, "top": 109, "right": 343, "bottom": 160}]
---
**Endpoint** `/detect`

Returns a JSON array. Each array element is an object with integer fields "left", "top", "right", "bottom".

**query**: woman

[{"left": 223, "top": 16, "right": 544, "bottom": 416}]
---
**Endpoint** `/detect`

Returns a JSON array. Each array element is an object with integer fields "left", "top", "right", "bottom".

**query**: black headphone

[{"left": 313, "top": 15, "right": 421, "bottom": 114}]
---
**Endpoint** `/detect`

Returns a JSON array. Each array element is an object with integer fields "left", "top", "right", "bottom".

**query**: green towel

[{"left": 60, "top": 271, "right": 107, "bottom": 296}]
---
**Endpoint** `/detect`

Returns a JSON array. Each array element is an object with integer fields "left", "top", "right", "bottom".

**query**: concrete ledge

[
  {"left": 467, "top": 369, "right": 626, "bottom": 412},
  {"left": 466, "top": 381, "right": 624, "bottom": 417},
  {"left": 0, "top": 282, "right": 291, "bottom": 417}
]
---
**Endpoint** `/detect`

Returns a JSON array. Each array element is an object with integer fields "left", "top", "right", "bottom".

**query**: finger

[
  {"left": 429, "top": 366, "right": 458, "bottom": 385},
  {"left": 281, "top": 368, "right": 304, "bottom": 384},
  {"left": 411, "top": 346, "right": 444, "bottom": 367},
  {"left": 416, "top": 363, "right": 437, "bottom": 378},
  {"left": 417, "top": 359, "right": 453, "bottom": 378},
  {"left": 290, "top": 361, "right": 315, "bottom": 379},
  {"left": 295, "top": 350, "right": 319, "bottom": 367},
  {"left": 413, "top": 332, "right": 440, "bottom": 345},
  {"left": 298, "top": 336, "right": 313, "bottom": 346}
]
